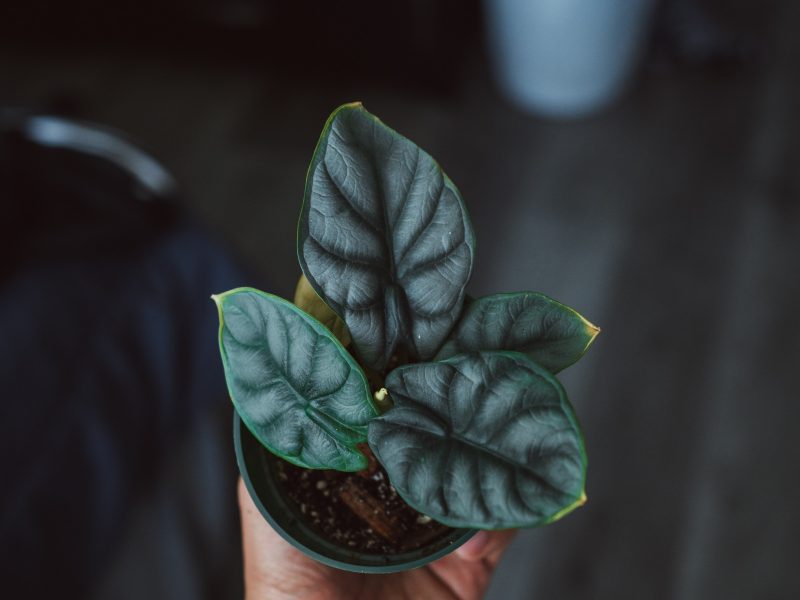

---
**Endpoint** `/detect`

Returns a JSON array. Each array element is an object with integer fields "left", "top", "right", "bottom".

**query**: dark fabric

[{"left": 0, "top": 128, "right": 247, "bottom": 598}]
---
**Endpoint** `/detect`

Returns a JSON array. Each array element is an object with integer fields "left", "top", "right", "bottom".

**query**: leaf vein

[{"left": 321, "top": 160, "right": 384, "bottom": 237}]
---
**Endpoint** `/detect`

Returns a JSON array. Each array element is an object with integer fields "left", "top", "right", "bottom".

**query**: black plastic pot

[{"left": 234, "top": 412, "right": 476, "bottom": 573}]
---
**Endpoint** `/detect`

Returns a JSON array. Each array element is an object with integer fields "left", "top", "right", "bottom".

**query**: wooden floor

[{"left": 2, "top": 2, "right": 798, "bottom": 598}]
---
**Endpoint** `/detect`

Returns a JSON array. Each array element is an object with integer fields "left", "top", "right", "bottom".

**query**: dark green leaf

[
  {"left": 293, "top": 274, "right": 351, "bottom": 346},
  {"left": 297, "top": 103, "right": 476, "bottom": 371},
  {"left": 368, "top": 351, "right": 587, "bottom": 529},
  {"left": 436, "top": 292, "right": 599, "bottom": 373},
  {"left": 214, "top": 287, "right": 376, "bottom": 471}
]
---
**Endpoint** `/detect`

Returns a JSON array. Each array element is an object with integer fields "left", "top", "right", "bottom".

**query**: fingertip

[
  {"left": 455, "top": 529, "right": 517, "bottom": 564},
  {"left": 455, "top": 530, "right": 491, "bottom": 561}
]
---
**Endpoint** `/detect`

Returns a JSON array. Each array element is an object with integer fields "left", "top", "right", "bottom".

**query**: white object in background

[{"left": 485, "top": 0, "right": 657, "bottom": 118}]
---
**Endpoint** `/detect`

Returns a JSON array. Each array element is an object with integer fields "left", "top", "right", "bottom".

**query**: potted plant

[{"left": 215, "top": 103, "right": 598, "bottom": 573}]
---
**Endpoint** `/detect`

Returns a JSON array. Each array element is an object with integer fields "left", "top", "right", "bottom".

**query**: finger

[
  {"left": 238, "top": 478, "right": 326, "bottom": 600},
  {"left": 454, "top": 529, "right": 517, "bottom": 566},
  {"left": 238, "top": 478, "right": 294, "bottom": 563}
]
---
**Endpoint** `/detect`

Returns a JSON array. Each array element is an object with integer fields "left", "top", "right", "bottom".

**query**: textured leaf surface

[
  {"left": 436, "top": 292, "right": 599, "bottom": 373},
  {"left": 215, "top": 287, "right": 375, "bottom": 471},
  {"left": 293, "top": 274, "right": 351, "bottom": 346},
  {"left": 368, "top": 352, "right": 587, "bottom": 528},
  {"left": 298, "top": 103, "right": 476, "bottom": 371}
]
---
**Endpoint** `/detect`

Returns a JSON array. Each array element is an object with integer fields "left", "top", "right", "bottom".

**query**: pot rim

[{"left": 234, "top": 411, "right": 476, "bottom": 573}]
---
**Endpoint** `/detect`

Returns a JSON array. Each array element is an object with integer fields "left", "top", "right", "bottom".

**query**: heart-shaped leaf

[
  {"left": 298, "top": 103, "right": 476, "bottom": 371},
  {"left": 368, "top": 351, "right": 587, "bottom": 529},
  {"left": 214, "top": 287, "right": 376, "bottom": 471},
  {"left": 436, "top": 292, "right": 599, "bottom": 373},
  {"left": 293, "top": 274, "right": 351, "bottom": 346}
]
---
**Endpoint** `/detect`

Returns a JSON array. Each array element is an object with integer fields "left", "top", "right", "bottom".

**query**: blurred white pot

[{"left": 485, "top": 0, "right": 657, "bottom": 118}]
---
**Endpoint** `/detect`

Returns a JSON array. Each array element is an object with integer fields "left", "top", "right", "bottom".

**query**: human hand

[{"left": 239, "top": 479, "right": 516, "bottom": 600}]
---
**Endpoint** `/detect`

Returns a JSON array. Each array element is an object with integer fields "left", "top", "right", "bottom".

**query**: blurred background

[{"left": 1, "top": 0, "right": 798, "bottom": 598}]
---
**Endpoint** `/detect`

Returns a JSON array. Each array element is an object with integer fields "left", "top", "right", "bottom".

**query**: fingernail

[{"left": 456, "top": 530, "right": 490, "bottom": 560}]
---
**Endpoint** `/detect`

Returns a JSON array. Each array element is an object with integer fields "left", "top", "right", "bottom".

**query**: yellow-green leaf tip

[
  {"left": 548, "top": 491, "right": 588, "bottom": 524},
  {"left": 211, "top": 293, "right": 226, "bottom": 329},
  {"left": 583, "top": 319, "right": 601, "bottom": 352}
]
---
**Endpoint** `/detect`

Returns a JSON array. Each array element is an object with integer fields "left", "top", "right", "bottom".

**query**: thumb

[
  {"left": 238, "top": 479, "right": 327, "bottom": 599},
  {"left": 454, "top": 529, "right": 517, "bottom": 566}
]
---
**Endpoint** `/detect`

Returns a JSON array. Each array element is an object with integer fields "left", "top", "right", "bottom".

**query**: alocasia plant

[{"left": 214, "top": 103, "right": 598, "bottom": 530}]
